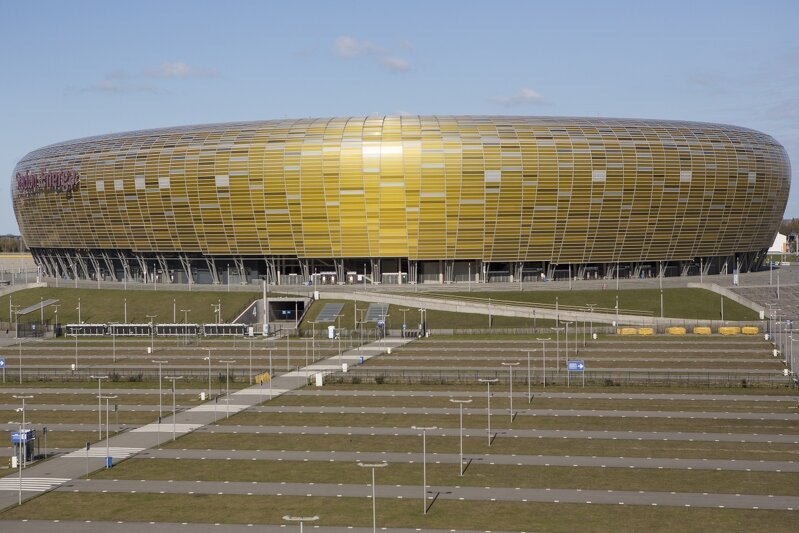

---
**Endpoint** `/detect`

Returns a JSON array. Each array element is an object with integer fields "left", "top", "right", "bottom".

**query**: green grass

[
  {"left": 88, "top": 458, "right": 799, "bottom": 496},
  {"left": 165, "top": 431, "right": 799, "bottom": 461},
  {"left": 3, "top": 493, "right": 796, "bottom": 533},
  {"left": 220, "top": 411, "right": 799, "bottom": 435},
  {"left": 0, "top": 287, "right": 267, "bottom": 324},
  {"left": 419, "top": 288, "right": 759, "bottom": 321}
]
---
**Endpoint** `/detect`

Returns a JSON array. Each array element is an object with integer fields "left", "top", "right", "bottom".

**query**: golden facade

[{"left": 11, "top": 116, "right": 790, "bottom": 283}]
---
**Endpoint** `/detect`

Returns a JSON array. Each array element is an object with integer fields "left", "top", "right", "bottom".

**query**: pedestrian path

[
  {"left": 0, "top": 477, "right": 70, "bottom": 492},
  {"left": 63, "top": 447, "right": 145, "bottom": 459}
]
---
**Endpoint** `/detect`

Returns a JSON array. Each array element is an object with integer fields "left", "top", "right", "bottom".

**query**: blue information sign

[
  {"left": 0, "top": 357, "right": 5, "bottom": 368},
  {"left": 567, "top": 360, "right": 585, "bottom": 372}
]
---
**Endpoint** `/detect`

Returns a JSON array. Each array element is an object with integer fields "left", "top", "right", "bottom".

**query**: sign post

[
  {"left": 566, "top": 360, "right": 585, "bottom": 387},
  {"left": 0, "top": 357, "right": 5, "bottom": 383}
]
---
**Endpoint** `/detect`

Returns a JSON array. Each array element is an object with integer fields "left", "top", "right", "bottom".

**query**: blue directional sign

[
  {"left": 567, "top": 360, "right": 585, "bottom": 372},
  {"left": 0, "top": 357, "right": 5, "bottom": 368}
]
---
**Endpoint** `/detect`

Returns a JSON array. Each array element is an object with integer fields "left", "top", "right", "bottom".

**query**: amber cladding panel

[{"left": 11, "top": 116, "right": 790, "bottom": 263}]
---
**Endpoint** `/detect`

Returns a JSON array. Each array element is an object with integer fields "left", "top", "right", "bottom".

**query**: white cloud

[
  {"left": 68, "top": 61, "right": 220, "bottom": 95},
  {"left": 332, "top": 36, "right": 411, "bottom": 72},
  {"left": 379, "top": 56, "right": 411, "bottom": 72},
  {"left": 489, "top": 87, "right": 545, "bottom": 106},
  {"left": 145, "top": 61, "right": 220, "bottom": 79}
]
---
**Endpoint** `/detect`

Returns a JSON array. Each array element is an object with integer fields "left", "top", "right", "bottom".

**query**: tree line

[{"left": 0, "top": 235, "right": 25, "bottom": 252}]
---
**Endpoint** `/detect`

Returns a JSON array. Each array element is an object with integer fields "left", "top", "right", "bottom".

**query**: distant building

[{"left": 11, "top": 116, "right": 791, "bottom": 284}]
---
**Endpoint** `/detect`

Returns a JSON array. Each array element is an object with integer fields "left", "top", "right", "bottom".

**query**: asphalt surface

[{"left": 60, "top": 478, "right": 799, "bottom": 510}]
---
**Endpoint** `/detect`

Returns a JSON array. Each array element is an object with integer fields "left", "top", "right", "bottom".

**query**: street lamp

[
  {"left": 202, "top": 351, "right": 213, "bottom": 400},
  {"left": 563, "top": 322, "right": 573, "bottom": 363},
  {"left": 163, "top": 376, "right": 183, "bottom": 441},
  {"left": 552, "top": 326, "right": 564, "bottom": 374},
  {"left": 98, "top": 394, "right": 117, "bottom": 468},
  {"left": 585, "top": 304, "right": 596, "bottom": 345},
  {"left": 449, "top": 399, "right": 472, "bottom": 475},
  {"left": 398, "top": 307, "right": 409, "bottom": 336},
  {"left": 411, "top": 425, "right": 437, "bottom": 514},
  {"left": 501, "top": 362, "right": 519, "bottom": 422},
  {"left": 477, "top": 378, "right": 498, "bottom": 446},
  {"left": 12, "top": 394, "right": 32, "bottom": 505},
  {"left": 308, "top": 320, "right": 318, "bottom": 362},
  {"left": 534, "top": 337, "right": 551, "bottom": 392},
  {"left": 358, "top": 462, "right": 388, "bottom": 532},
  {"left": 146, "top": 314, "right": 157, "bottom": 354},
  {"left": 151, "top": 360, "right": 168, "bottom": 420},
  {"left": 219, "top": 359, "right": 236, "bottom": 418},
  {"left": 283, "top": 515, "right": 319, "bottom": 533},
  {"left": 90, "top": 375, "right": 109, "bottom": 442}
]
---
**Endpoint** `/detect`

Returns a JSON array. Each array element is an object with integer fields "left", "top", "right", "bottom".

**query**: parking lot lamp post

[
  {"left": 90, "top": 375, "right": 109, "bottom": 441},
  {"left": 449, "top": 399, "right": 472, "bottom": 475},
  {"left": 164, "top": 376, "right": 183, "bottom": 441},
  {"left": 249, "top": 340, "right": 253, "bottom": 384},
  {"left": 477, "top": 378, "right": 498, "bottom": 446},
  {"left": 358, "top": 462, "right": 388, "bottom": 532},
  {"left": 535, "top": 337, "right": 551, "bottom": 390},
  {"left": 411, "top": 426, "right": 437, "bottom": 514},
  {"left": 501, "top": 362, "right": 519, "bottom": 422},
  {"left": 151, "top": 360, "right": 168, "bottom": 419},
  {"left": 398, "top": 308, "right": 409, "bottom": 335},
  {"left": 98, "top": 394, "right": 117, "bottom": 468},
  {"left": 203, "top": 352, "right": 211, "bottom": 400},
  {"left": 563, "top": 322, "right": 573, "bottom": 362},
  {"left": 308, "top": 321, "right": 317, "bottom": 362},
  {"left": 220, "top": 360, "right": 236, "bottom": 418},
  {"left": 146, "top": 314, "right": 157, "bottom": 354},
  {"left": 282, "top": 515, "right": 319, "bottom": 533}
]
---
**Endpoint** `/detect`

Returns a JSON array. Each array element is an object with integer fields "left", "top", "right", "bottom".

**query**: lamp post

[
  {"left": 98, "top": 394, "right": 117, "bottom": 468},
  {"left": 164, "top": 376, "right": 183, "bottom": 441},
  {"left": 358, "top": 462, "right": 388, "bottom": 532},
  {"left": 146, "top": 314, "right": 157, "bottom": 354},
  {"left": 477, "top": 378, "right": 498, "bottom": 446},
  {"left": 501, "top": 362, "right": 519, "bottom": 422},
  {"left": 123, "top": 298, "right": 127, "bottom": 323},
  {"left": 12, "top": 394, "right": 32, "bottom": 505},
  {"left": 585, "top": 304, "right": 596, "bottom": 344},
  {"left": 411, "top": 425, "right": 437, "bottom": 514},
  {"left": 90, "top": 375, "right": 109, "bottom": 442},
  {"left": 282, "top": 515, "right": 319, "bottom": 533},
  {"left": 563, "top": 322, "right": 573, "bottom": 363},
  {"left": 151, "top": 360, "right": 168, "bottom": 420},
  {"left": 449, "top": 399, "right": 472, "bottom": 475},
  {"left": 536, "top": 337, "right": 551, "bottom": 390},
  {"left": 249, "top": 340, "right": 253, "bottom": 385},
  {"left": 13, "top": 394, "right": 32, "bottom": 468},
  {"left": 398, "top": 307, "right": 409, "bottom": 336},
  {"left": 203, "top": 351, "right": 212, "bottom": 400},
  {"left": 219, "top": 359, "right": 236, "bottom": 418},
  {"left": 308, "top": 320, "right": 318, "bottom": 362}
]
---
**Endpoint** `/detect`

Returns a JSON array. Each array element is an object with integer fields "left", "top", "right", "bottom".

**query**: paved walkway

[{"left": 0, "top": 336, "right": 412, "bottom": 510}]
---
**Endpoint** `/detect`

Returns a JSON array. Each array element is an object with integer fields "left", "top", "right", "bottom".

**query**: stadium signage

[{"left": 15, "top": 169, "right": 80, "bottom": 196}]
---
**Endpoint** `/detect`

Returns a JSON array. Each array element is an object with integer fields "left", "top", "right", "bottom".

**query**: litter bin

[
  {"left": 106, "top": 456, "right": 113, "bottom": 468},
  {"left": 200, "top": 391, "right": 207, "bottom": 401}
]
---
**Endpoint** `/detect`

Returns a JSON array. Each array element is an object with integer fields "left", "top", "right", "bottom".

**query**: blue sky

[{"left": 2, "top": 0, "right": 798, "bottom": 234}]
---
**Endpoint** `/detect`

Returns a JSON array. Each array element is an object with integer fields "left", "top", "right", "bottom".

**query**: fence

[{"left": 327, "top": 368, "right": 794, "bottom": 388}]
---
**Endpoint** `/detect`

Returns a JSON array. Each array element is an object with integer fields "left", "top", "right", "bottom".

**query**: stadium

[{"left": 11, "top": 116, "right": 791, "bottom": 286}]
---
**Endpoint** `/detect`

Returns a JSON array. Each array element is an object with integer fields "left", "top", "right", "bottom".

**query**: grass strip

[
  {"left": 1, "top": 493, "right": 795, "bottom": 533},
  {"left": 165, "top": 431, "right": 799, "bottom": 461},
  {"left": 89, "top": 458, "right": 799, "bottom": 496}
]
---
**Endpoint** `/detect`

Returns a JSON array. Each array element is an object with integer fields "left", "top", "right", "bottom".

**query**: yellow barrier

[
  {"left": 718, "top": 326, "right": 741, "bottom": 335},
  {"left": 666, "top": 327, "right": 687, "bottom": 335},
  {"left": 693, "top": 326, "right": 712, "bottom": 335},
  {"left": 741, "top": 326, "right": 760, "bottom": 335},
  {"left": 637, "top": 327, "right": 655, "bottom": 335},
  {"left": 617, "top": 327, "right": 638, "bottom": 335},
  {"left": 255, "top": 372, "right": 271, "bottom": 384}
]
